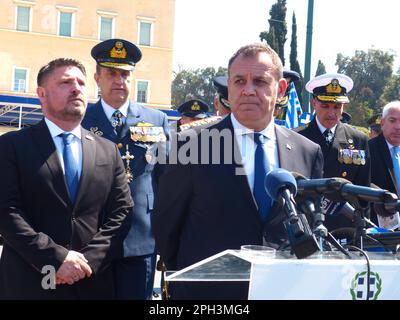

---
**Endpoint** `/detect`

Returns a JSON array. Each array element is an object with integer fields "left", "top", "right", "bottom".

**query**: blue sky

[{"left": 173, "top": 0, "right": 400, "bottom": 75}]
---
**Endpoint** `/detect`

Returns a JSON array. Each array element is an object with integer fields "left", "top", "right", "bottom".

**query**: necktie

[
  {"left": 61, "top": 133, "right": 79, "bottom": 202},
  {"left": 112, "top": 110, "right": 124, "bottom": 138},
  {"left": 323, "top": 129, "right": 333, "bottom": 146},
  {"left": 253, "top": 132, "right": 272, "bottom": 223},
  {"left": 392, "top": 146, "right": 400, "bottom": 194}
]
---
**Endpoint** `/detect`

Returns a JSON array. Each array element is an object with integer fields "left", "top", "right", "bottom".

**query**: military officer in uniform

[
  {"left": 176, "top": 99, "right": 223, "bottom": 131},
  {"left": 295, "top": 73, "right": 370, "bottom": 230},
  {"left": 368, "top": 113, "right": 382, "bottom": 139},
  {"left": 178, "top": 99, "right": 209, "bottom": 125},
  {"left": 213, "top": 76, "right": 230, "bottom": 117},
  {"left": 274, "top": 69, "right": 301, "bottom": 119},
  {"left": 81, "top": 38, "right": 169, "bottom": 300}
]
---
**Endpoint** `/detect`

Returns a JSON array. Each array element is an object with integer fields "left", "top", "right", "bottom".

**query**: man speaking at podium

[{"left": 153, "top": 43, "right": 323, "bottom": 299}]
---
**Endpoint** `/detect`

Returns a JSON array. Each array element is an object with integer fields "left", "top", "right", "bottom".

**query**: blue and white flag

[{"left": 285, "top": 82, "right": 302, "bottom": 129}]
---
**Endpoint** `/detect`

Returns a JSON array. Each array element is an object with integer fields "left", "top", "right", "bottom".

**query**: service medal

[{"left": 338, "top": 149, "right": 344, "bottom": 164}]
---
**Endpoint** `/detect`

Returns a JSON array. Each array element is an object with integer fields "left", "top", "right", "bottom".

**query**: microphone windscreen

[{"left": 265, "top": 169, "right": 297, "bottom": 201}]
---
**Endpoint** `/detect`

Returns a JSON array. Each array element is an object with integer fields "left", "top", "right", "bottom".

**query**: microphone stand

[
  {"left": 353, "top": 205, "right": 369, "bottom": 251},
  {"left": 299, "top": 197, "right": 351, "bottom": 258}
]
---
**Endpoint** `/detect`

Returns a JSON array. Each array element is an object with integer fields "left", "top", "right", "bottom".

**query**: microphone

[
  {"left": 321, "top": 197, "right": 378, "bottom": 228},
  {"left": 265, "top": 169, "right": 320, "bottom": 259},
  {"left": 292, "top": 173, "right": 398, "bottom": 204}
]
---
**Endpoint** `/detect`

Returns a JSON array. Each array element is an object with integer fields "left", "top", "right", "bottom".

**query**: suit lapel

[
  {"left": 275, "top": 125, "right": 294, "bottom": 170},
  {"left": 308, "top": 119, "right": 327, "bottom": 149},
  {"left": 332, "top": 122, "right": 348, "bottom": 148},
  {"left": 378, "top": 134, "right": 398, "bottom": 193},
  {"left": 31, "top": 120, "right": 70, "bottom": 204},
  {"left": 216, "top": 116, "right": 259, "bottom": 214},
  {"left": 90, "top": 101, "right": 118, "bottom": 142},
  {"left": 122, "top": 102, "right": 143, "bottom": 138},
  {"left": 74, "top": 128, "right": 96, "bottom": 207}
]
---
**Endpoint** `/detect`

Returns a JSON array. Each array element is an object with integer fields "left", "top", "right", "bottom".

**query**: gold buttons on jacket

[{"left": 342, "top": 171, "right": 348, "bottom": 178}]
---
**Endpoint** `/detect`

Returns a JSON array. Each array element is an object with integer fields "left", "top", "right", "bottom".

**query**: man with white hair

[{"left": 369, "top": 101, "right": 400, "bottom": 225}]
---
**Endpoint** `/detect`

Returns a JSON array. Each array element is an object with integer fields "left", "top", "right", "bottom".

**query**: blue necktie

[
  {"left": 392, "top": 146, "right": 400, "bottom": 194},
  {"left": 61, "top": 133, "right": 79, "bottom": 202},
  {"left": 253, "top": 132, "right": 272, "bottom": 223},
  {"left": 112, "top": 110, "right": 124, "bottom": 138}
]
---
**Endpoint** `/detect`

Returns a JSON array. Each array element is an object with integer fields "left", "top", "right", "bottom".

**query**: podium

[{"left": 165, "top": 250, "right": 400, "bottom": 300}]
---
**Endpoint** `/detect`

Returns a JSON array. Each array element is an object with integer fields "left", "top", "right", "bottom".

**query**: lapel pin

[
  {"left": 286, "top": 144, "right": 292, "bottom": 150},
  {"left": 85, "top": 134, "right": 94, "bottom": 141}
]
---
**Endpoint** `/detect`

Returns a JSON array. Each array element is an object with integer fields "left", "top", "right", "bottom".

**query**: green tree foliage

[
  {"left": 315, "top": 60, "right": 326, "bottom": 76},
  {"left": 380, "top": 71, "right": 400, "bottom": 106},
  {"left": 289, "top": 12, "right": 303, "bottom": 106},
  {"left": 171, "top": 67, "right": 227, "bottom": 112},
  {"left": 260, "top": 0, "right": 287, "bottom": 65},
  {"left": 336, "top": 49, "right": 395, "bottom": 126}
]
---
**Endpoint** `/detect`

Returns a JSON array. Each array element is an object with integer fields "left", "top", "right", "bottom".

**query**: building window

[
  {"left": 16, "top": 6, "right": 30, "bottom": 32},
  {"left": 100, "top": 16, "right": 113, "bottom": 40},
  {"left": 59, "top": 12, "right": 72, "bottom": 37},
  {"left": 13, "top": 68, "right": 28, "bottom": 92},
  {"left": 136, "top": 80, "right": 149, "bottom": 103},
  {"left": 138, "top": 21, "right": 152, "bottom": 46}
]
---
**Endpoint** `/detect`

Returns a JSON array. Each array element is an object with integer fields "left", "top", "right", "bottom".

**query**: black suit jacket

[
  {"left": 0, "top": 120, "right": 133, "bottom": 299},
  {"left": 153, "top": 116, "right": 323, "bottom": 299},
  {"left": 369, "top": 133, "right": 398, "bottom": 224}
]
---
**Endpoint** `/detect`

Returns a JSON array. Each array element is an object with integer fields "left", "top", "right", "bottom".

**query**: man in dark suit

[
  {"left": 153, "top": 43, "right": 323, "bottom": 299},
  {"left": 295, "top": 73, "right": 370, "bottom": 230},
  {"left": 81, "top": 39, "right": 169, "bottom": 300},
  {"left": 369, "top": 101, "right": 400, "bottom": 227},
  {"left": 0, "top": 58, "right": 133, "bottom": 299}
]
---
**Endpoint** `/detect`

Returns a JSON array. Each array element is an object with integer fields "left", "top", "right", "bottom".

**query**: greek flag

[{"left": 285, "top": 82, "right": 302, "bottom": 129}]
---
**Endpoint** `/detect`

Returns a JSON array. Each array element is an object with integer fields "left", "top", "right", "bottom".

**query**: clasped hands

[{"left": 56, "top": 251, "right": 92, "bottom": 285}]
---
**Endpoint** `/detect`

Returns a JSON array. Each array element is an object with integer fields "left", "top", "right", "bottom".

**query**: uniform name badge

[{"left": 130, "top": 126, "right": 166, "bottom": 143}]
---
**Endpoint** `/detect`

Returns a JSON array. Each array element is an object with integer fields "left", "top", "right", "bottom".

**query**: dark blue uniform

[{"left": 82, "top": 100, "right": 169, "bottom": 299}]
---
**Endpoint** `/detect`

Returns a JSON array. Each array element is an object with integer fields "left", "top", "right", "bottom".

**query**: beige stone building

[{"left": 0, "top": 0, "right": 175, "bottom": 132}]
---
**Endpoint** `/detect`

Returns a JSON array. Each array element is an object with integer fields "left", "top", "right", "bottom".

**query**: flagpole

[{"left": 303, "top": 0, "right": 314, "bottom": 113}]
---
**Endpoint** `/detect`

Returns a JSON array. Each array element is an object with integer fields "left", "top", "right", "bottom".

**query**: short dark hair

[
  {"left": 228, "top": 43, "right": 283, "bottom": 79},
  {"left": 37, "top": 58, "right": 86, "bottom": 86}
]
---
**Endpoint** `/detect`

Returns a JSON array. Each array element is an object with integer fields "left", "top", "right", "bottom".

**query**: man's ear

[
  {"left": 310, "top": 97, "right": 317, "bottom": 108},
  {"left": 94, "top": 72, "right": 99, "bottom": 84},
  {"left": 277, "top": 78, "right": 287, "bottom": 99},
  {"left": 36, "top": 87, "right": 45, "bottom": 98}
]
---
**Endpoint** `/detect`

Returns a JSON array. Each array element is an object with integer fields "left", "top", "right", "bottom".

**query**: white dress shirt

[
  {"left": 316, "top": 116, "right": 338, "bottom": 136},
  {"left": 44, "top": 118, "right": 82, "bottom": 178},
  {"left": 230, "top": 114, "right": 279, "bottom": 192},
  {"left": 101, "top": 98, "right": 129, "bottom": 126}
]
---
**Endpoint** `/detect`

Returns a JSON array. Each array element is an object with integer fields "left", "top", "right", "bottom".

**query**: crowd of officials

[{"left": 0, "top": 38, "right": 398, "bottom": 300}]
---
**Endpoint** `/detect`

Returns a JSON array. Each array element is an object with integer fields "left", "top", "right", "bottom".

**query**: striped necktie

[{"left": 112, "top": 110, "right": 124, "bottom": 138}]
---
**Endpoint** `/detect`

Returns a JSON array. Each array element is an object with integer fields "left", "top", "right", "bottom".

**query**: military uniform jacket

[
  {"left": 296, "top": 118, "right": 370, "bottom": 186},
  {"left": 82, "top": 100, "right": 169, "bottom": 257},
  {"left": 296, "top": 119, "right": 371, "bottom": 230},
  {"left": 0, "top": 121, "right": 133, "bottom": 299}
]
